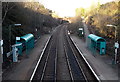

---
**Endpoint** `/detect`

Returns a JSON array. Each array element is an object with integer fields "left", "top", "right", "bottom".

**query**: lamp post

[
  {"left": 0, "top": 40, "right": 3, "bottom": 63},
  {"left": 106, "top": 24, "right": 119, "bottom": 64},
  {"left": 9, "top": 24, "right": 21, "bottom": 53}
]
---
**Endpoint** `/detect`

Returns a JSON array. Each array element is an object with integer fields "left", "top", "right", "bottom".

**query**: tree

[
  {"left": 75, "top": 7, "right": 85, "bottom": 17},
  {"left": 2, "top": 2, "right": 16, "bottom": 23}
]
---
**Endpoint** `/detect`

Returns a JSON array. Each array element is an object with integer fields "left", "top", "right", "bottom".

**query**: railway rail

[
  {"left": 63, "top": 27, "right": 87, "bottom": 81},
  {"left": 29, "top": 24, "right": 101, "bottom": 82},
  {"left": 64, "top": 27, "right": 101, "bottom": 82}
]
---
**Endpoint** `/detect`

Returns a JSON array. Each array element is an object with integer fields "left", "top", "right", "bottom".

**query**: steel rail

[
  {"left": 54, "top": 31, "right": 58, "bottom": 81},
  {"left": 30, "top": 24, "right": 100, "bottom": 82},
  {"left": 40, "top": 34, "right": 57, "bottom": 81},
  {"left": 63, "top": 26, "right": 74, "bottom": 81},
  {"left": 63, "top": 42, "right": 74, "bottom": 81},
  {"left": 64, "top": 28, "right": 86, "bottom": 81},
  {"left": 70, "top": 37, "right": 101, "bottom": 82},
  {"left": 66, "top": 24, "right": 101, "bottom": 82},
  {"left": 29, "top": 35, "right": 52, "bottom": 82},
  {"left": 65, "top": 30, "right": 88, "bottom": 81},
  {"left": 40, "top": 38, "right": 54, "bottom": 81},
  {"left": 30, "top": 26, "right": 60, "bottom": 82},
  {"left": 41, "top": 28, "right": 59, "bottom": 81}
]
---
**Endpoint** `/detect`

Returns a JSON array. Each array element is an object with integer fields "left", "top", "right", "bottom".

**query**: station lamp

[{"left": 106, "top": 24, "right": 119, "bottom": 64}]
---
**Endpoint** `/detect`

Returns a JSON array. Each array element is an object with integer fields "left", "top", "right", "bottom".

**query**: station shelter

[
  {"left": 87, "top": 34, "right": 106, "bottom": 55},
  {"left": 16, "top": 34, "right": 34, "bottom": 55}
]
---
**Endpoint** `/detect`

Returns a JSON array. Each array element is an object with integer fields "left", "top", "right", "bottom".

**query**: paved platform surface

[
  {"left": 3, "top": 34, "right": 50, "bottom": 81},
  {"left": 71, "top": 35, "right": 119, "bottom": 81}
]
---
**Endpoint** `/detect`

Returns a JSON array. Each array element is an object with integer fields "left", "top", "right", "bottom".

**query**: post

[
  {"left": 0, "top": 40, "right": 3, "bottom": 63},
  {"left": 8, "top": 25, "right": 11, "bottom": 55},
  {"left": 8, "top": 24, "right": 21, "bottom": 62},
  {"left": 106, "top": 24, "right": 119, "bottom": 64},
  {"left": 12, "top": 44, "right": 21, "bottom": 62},
  {"left": 12, "top": 45, "right": 18, "bottom": 62},
  {"left": 115, "top": 48, "right": 117, "bottom": 64},
  {"left": 114, "top": 26, "right": 118, "bottom": 64},
  {"left": 115, "top": 26, "right": 117, "bottom": 64},
  {"left": 114, "top": 41, "right": 119, "bottom": 64},
  {"left": 9, "top": 24, "right": 21, "bottom": 53}
]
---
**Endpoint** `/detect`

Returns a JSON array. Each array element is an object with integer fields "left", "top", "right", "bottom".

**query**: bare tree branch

[
  {"left": 2, "top": 2, "right": 9, "bottom": 23},
  {"left": 2, "top": 2, "right": 16, "bottom": 23}
]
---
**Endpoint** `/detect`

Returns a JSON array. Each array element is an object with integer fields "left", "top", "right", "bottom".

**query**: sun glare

[{"left": 39, "top": 0, "right": 116, "bottom": 17}]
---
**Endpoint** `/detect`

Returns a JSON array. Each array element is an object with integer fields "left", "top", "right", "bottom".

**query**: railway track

[
  {"left": 64, "top": 27, "right": 100, "bottom": 82},
  {"left": 30, "top": 27, "right": 59, "bottom": 82},
  {"left": 29, "top": 24, "right": 100, "bottom": 82},
  {"left": 63, "top": 27, "right": 87, "bottom": 81}
]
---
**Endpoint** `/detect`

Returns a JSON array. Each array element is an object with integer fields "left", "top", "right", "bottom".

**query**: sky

[{"left": 39, "top": 0, "right": 117, "bottom": 17}]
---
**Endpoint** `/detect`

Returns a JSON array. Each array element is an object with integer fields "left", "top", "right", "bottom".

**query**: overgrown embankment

[
  {"left": 85, "top": 1, "right": 120, "bottom": 56},
  {"left": 68, "top": 1, "right": 120, "bottom": 60}
]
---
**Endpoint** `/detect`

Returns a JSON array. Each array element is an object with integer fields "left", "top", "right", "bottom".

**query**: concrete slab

[
  {"left": 3, "top": 34, "right": 50, "bottom": 80},
  {"left": 71, "top": 35, "right": 118, "bottom": 81}
]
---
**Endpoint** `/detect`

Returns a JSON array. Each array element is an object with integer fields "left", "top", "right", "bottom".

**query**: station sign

[
  {"left": 115, "top": 42, "right": 119, "bottom": 48},
  {"left": 16, "top": 37, "right": 20, "bottom": 40},
  {"left": 79, "top": 28, "right": 83, "bottom": 30}
]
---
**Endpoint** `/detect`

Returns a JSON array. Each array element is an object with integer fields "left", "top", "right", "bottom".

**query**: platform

[
  {"left": 71, "top": 35, "right": 118, "bottom": 81},
  {"left": 3, "top": 34, "right": 50, "bottom": 80}
]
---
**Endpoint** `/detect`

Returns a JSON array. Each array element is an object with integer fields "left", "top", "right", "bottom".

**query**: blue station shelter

[
  {"left": 88, "top": 34, "right": 106, "bottom": 55},
  {"left": 16, "top": 34, "right": 34, "bottom": 55}
]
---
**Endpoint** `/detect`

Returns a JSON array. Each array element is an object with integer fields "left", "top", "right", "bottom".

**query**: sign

[
  {"left": 79, "top": 28, "right": 83, "bottom": 30},
  {"left": 12, "top": 43, "right": 22, "bottom": 47},
  {"left": 115, "top": 42, "right": 119, "bottom": 48},
  {"left": 0, "top": 40, "right": 3, "bottom": 46},
  {"left": 7, "top": 51, "right": 12, "bottom": 57},
  {"left": 16, "top": 37, "right": 20, "bottom": 40}
]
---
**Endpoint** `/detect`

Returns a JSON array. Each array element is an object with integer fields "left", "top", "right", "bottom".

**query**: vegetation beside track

[{"left": 68, "top": 1, "right": 120, "bottom": 61}]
